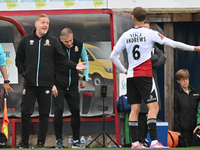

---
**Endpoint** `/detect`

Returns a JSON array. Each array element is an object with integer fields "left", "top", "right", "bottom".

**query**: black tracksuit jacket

[
  {"left": 54, "top": 38, "right": 89, "bottom": 90},
  {"left": 174, "top": 85, "right": 200, "bottom": 132},
  {"left": 15, "top": 29, "right": 77, "bottom": 87}
]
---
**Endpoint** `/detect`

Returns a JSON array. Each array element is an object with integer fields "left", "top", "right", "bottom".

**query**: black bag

[
  {"left": 116, "top": 95, "right": 131, "bottom": 112},
  {"left": 0, "top": 133, "right": 7, "bottom": 148},
  {"left": 177, "top": 134, "right": 188, "bottom": 147}
]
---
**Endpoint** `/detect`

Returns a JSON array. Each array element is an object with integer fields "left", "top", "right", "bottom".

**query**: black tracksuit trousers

[
  {"left": 21, "top": 86, "right": 51, "bottom": 145},
  {"left": 53, "top": 87, "right": 80, "bottom": 140}
]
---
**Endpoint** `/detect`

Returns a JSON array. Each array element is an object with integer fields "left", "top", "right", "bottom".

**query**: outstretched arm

[
  {"left": 55, "top": 39, "right": 88, "bottom": 71},
  {"left": 163, "top": 37, "right": 195, "bottom": 51}
]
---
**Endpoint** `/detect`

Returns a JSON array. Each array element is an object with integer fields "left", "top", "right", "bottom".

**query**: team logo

[
  {"left": 45, "top": 90, "right": 50, "bottom": 94},
  {"left": 75, "top": 46, "right": 79, "bottom": 52},
  {"left": 22, "top": 89, "right": 26, "bottom": 95},
  {"left": 147, "top": 95, "right": 156, "bottom": 102},
  {"left": 149, "top": 95, "right": 153, "bottom": 99},
  {"left": 30, "top": 40, "right": 34, "bottom": 45},
  {"left": 44, "top": 39, "right": 51, "bottom": 46},
  {"left": 158, "top": 33, "right": 164, "bottom": 39}
]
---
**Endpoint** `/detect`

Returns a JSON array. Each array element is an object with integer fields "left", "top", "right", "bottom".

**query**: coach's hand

[
  {"left": 76, "top": 62, "right": 88, "bottom": 70},
  {"left": 80, "top": 80, "right": 88, "bottom": 89},
  {"left": 52, "top": 85, "right": 58, "bottom": 97},
  {"left": 193, "top": 125, "right": 200, "bottom": 133}
]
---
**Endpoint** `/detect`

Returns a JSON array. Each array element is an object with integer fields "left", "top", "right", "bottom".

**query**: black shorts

[{"left": 127, "top": 77, "right": 158, "bottom": 104}]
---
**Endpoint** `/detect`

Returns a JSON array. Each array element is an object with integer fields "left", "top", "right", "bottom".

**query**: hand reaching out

[{"left": 76, "top": 62, "right": 88, "bottom": 70}]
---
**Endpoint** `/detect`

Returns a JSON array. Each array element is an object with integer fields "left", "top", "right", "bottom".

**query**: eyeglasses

[{"left": 179, "top": 78, "right": 189, "bottom": 82}]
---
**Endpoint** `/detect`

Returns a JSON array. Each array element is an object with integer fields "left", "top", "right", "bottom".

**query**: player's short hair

[
  {"left": 175, "top": 69, "right": 190, "bottom": 80},
  {"left": 35, "top": 14, "right": 49, "bottom": 22},
  {"left": 132, "top": 7, "right": 147, "bottom": 22},
  {"left": 60, "top": 28, "right": 73, "bottom": 37}
]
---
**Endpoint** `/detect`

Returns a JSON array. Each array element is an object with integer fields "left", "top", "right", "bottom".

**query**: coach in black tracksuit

[
  {"left": 52, "top": 28, "right": 89, "bottom": 148},
  {"left": 15, "top": 14, "right": 87, "bottom": 148},
  {"left": 174, "top": 69, "right": 200, "bottom": 146}
]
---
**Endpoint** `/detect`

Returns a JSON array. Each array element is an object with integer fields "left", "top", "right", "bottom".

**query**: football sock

[
  {"left": 147, "top": 118, "right": 157, "bottom": 141},
  {"left": 129, "top": 121, "right": 139, "bottom": 143}
]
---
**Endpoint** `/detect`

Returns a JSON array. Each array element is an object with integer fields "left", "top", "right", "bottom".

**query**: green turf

[{"left": 2, "top": 147, "right": 200, "bottom": 150}]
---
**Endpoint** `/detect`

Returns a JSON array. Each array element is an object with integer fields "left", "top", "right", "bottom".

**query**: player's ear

[
  {"left": 132, "top": 16, "right": 135, "bottom": 22},
  {"left": 177, "top": 80, "right": 180, "bottom": 84}
]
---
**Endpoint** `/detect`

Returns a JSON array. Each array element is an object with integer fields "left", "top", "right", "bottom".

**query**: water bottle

[
  {"left": 80, "top": 136, "right": 85, "bottom": 148},
  {"left": 29, "top": 146, "right": 34, "bottom": 149},
  {"left": 87, "top": 135, "right": 93, "bottom": 148},
  {"left": 68, "top": 136, "right": 73, "bottom": 148}
]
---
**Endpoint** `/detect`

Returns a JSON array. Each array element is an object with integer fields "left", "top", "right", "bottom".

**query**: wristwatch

[
  {"left": 4, "top": 80, "right": 10, "bottom": 83},
  {"left": 83, "top": 76, "right": 86, "bottom": 81}
]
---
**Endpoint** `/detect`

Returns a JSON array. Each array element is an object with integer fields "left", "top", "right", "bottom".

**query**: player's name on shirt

[
  {"left": 126, "top": 36, "right": 146, "bottom": 43},
  {"left": 126, "top": 32, "right": 147, "bottom": 43}
]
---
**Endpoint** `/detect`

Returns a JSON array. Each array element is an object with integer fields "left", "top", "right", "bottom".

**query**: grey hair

[{"left": 60, "top": 28, "right": 73, "bottom": 37}]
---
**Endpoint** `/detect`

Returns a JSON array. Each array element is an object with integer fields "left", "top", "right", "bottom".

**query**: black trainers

[
  {"left": 14, "top": 142, "right": 29, "bottom": 148},
  {"left": 36, "top": 142, "right": 44, "bottom": 149},
  {"left": 72, "top": 140, "right": 81, "bottom": 149}
]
